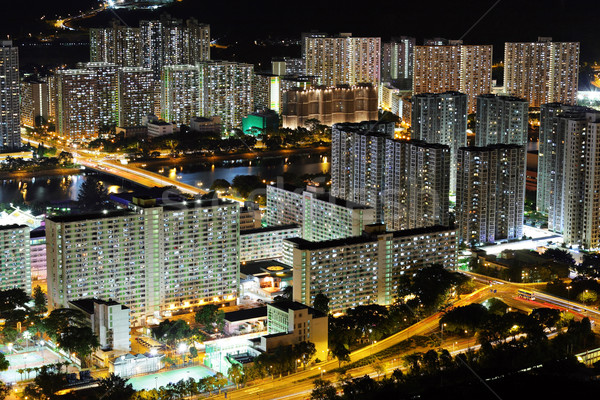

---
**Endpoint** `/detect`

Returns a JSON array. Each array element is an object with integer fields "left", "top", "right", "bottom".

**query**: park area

[{"left": 128, "top": 365, "right": 215, "bottom": 391}]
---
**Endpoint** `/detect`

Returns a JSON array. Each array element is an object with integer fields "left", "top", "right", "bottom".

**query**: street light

[
  {"left": 441, "top": 323, "right": 447, "bottom": 342},
  {"left": 566, "top": 285, "right": 572, "bottom": 299}
]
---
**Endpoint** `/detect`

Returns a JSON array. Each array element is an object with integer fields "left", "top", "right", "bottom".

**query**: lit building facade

[
  {"left": 475, "top": 94, "right": 529, "bottom": 146},
  {"left": 330, "top": 121, "right": 396, "bottom": 222},
  {"left": 413, "top": 42, "right": 492, "bottom": 113},
  {"left": 118, "top": 67, "right": 156, "bottom": 127},
  {"left": 160, "top": 65, "right": 200, "bottom": 126},
  {"left": 197, "top": 61, "right": 254, "bottom": 131},
  {"left": 304, "top": 34, "right": 381, "bottom": 87},
  {"left": 90, "top": 21, "right": 142, "bottom": 68},
  {"left": 21, "top": 79, "right": 50, "bottom": 128},
  {"left": 381, "top": 37, "right": 415, "bottom": 89},
  {"left": 411, "top": 92, "right": 468, "bottom": 192},
  {"left": 266, "top": 184, "right": 375, "bottom": 242},
  {"left": 537, "top": 103, "right": 583, "bottom": 219},
  {"left": 0, "top": 41, "right": 20, "bottom": 149},
  {"left": 240, "top": 225, "right": 301, "bottom": 263},
  {"left": 539, "top": 107, "right": 600, "bottom": 249},
  {"left": 46, "top": 198, "right": 240, "bottom": 324},
  {"left": 504, "top": 38, "right": 579, "bottom": 108},
  {"left": 384, "top": 140, "right": 450, "bottom": 230},
  {"left": 56, "top": 69, "right": 98, "bottom": 140},
  {"left": 286, "top": 224, "right": 457, "bottom": 313},
  {"left": 282, "top": 84, "right": 378, "bottom": 129},
  {"left": 456, "top": 144, "right": 526, "bottom": 245},
  {"left": 0, "top": 225, "right": 31, "bottom": 294}
]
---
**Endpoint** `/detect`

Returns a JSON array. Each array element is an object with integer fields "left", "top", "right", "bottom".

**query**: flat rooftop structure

[
  {"left": 285, "top": 224, "right": 456, "bottom": 250},
  {"left": 70, "top": 298, "right": 129, "bottom": 314},
  {"left": 224, "top": 307, "right": 267, "bottom": 323},
  {"left": 269, "top": 301, "right": 326, "bottom": 318},
  {"left": 240, "top": 224, "right": 299, "bottom": 236},
  {"left": 240, "top": 260, "right": 292, "bottom": 277},
  {"left": 46, "top": 209, "right": 135, "bottom": 224}
]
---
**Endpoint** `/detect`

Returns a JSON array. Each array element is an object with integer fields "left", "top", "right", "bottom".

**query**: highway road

[
  {"left": 205, "top": 278, "right": 600, "bottom": 400},
  {"left": 22, "top": 135, "right": 207, "bottom": 196}
]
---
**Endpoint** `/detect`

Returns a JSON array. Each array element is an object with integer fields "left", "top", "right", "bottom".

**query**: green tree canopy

[{"left": 77, "top": 177, "right": 110, "bottom": 211}]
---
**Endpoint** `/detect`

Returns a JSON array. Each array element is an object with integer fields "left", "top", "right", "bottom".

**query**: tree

[
  {"left": 541, "top": 248, "right": 575, "bottom": 265},
  {"left": 311, "top": 379, "right": 338, "bottom": 400},
  {"left": 330, "top": 341, "right": 350, "bottom": 367},
  {"left": 57, "top": 151, "right": 73, "bottom": 166},
  {"left": 231, "top": 175, "right": 265, "bottom": 199},
  {"left": 210, "top": 179, "right": 231, "bottom": 192},
  {"left": 194, "top": 304, "right": 225, "bottom": 333},
  {"left": 151, "top": 319, "right": 192, "bottom": 345},
  {"left": 189, "top": 346, "right": 198, "bottom": 359},
  {"left": 577, "top": 290, "right": 598, "bottom": 304},
  {"left": 77, "top": 177, "right": 109, "bottom": 211},
  {"left": 32, "top": 286, "right": 47, "bottom": 315},
  {"left": 294, "top": 341, "right": 316, "bottom": 370},
  {"left": 313, "top": 292, "right": 330, "bottom": 315},
  {"left": 531, "top": 308, "right": 561, "bottom": 330},
  {"left": 44, "top": 308, "right": 99, "bottom": 364},
  {"left": 273, "top": 286, "right": 293, "bottom": 303},
  {"left": 23, "top": 369, "right": 67, "bottom": 399},
  {"left": 0, "top": 353, "right": 9, "bottom": 372},
  {"left": 228, "top": 364, "right": 245, "bottom": 388},
  {"left": 371, "top": 358, "right": 386, "bottom": 379},
  {"left": 576, "top": 253, "right": 600, "bottom": 278},
  {"left": 99, "top": 373, "right": 135, "bottom": 400}
]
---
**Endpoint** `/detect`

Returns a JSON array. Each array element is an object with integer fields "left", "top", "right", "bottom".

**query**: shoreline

[
  {"left": 129, "top": 146, "right": 331, "bottom": 169},
  {"left": 0, "top": 168, "right": 83, "bottom": 180}
]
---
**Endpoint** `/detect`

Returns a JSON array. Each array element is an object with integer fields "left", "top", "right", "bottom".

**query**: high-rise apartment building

[
  {"left": 504, "top": 38, "right": 579, "bottom": 108},
  {"left": 239, "top": 224, "right": 301, "bottom": 263},
  {"left": 411, "top": 92, "right": 468, "bottom": 192},
  {"left": 413, "top": 42, "right": 492, "bottom": 113},
  {"left": 197, "top": 61, "right": 254, "bottom": 131},
  {"left": 384, "top": 140, "right": 450, "bottom": 230},
  {"left": 304, "top": 34, "right": 381, "bottom": 87},
  {"left": 21, "top": 79, "right": 50, "bottom": 128},
  {"left": 282, "top": 84, "right": 378, "bottom": 129},
  {"left": 56, "top": 63, "right": 120, "bottom": 140},
  {"left": 381, "top": 37, "right": 415, "bottom": 89},
  {"left": 331, "top": 122, "right": 395, "bottom": 222},
  {"left": 286, "top": 224, "right": 457, "bottom": 313},
  {"left": 118, "top": 67, "right": 156, "bottom": 127},
  {"left": 90, "top": 21, "right": 142, "bottom": 67},
  {"left": 538, "top": 107, "right": 600, "bottom": 248},
  {"left": 56, "top": 69, "right": 98, "bottom": 140},
  {"left": 266, "top": 184, "right": 375, "bottom": 242},
  {"left": 536, "top": 103, "right": 582, "bottom": 220},
  {"left": 456, "top": 144, "right": 526, "bottom": 245},
  {"left": 46, "top": 197, "right": 240, "bottom": 325},
  {"left": 475, "top": 94, "right": 529, "bottom": 147},
  {"left": 0, "top": 225, "right": 31, "bottom": 294},
  {"left": 160, "top": 65, "right": 200, "bottom": 126},
  {"left": 0, "top": 41, "right": 20, "bottom": 149},
  {"left": 141, "top": 16, "right": 210, "bottom": 78}
]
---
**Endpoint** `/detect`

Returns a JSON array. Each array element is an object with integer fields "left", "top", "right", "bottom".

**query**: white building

[
  {"left": 411, "top": 92, "right": 468, "bottom": 192},
  {"left": 475, "top": 94, "right": 529, "bottom": 147},
  {"left": 161, "top": 65, "right": 200, "bottom": 126},
  {"left": 304, "top": 34, "right": 381, "bottom": 87},
  {"left": 46, "top": 197, "right": 240, "bottom": 325},
  {"left": 240, "top": 225, "right": 301, "bottom": 263},
  {"left": 0, "top": 225, "right": 31, "bottom": 294},
  {"left": 197, "top": 61, "right": 254, "bottom": 131},
  {"left": 69, "top": 299, "right": 131, "bottom": 352},
  {"left": 456, "top": 144, "right": 526, "bottom": 245},
  {"left": 504, "top": 38, "right": 579, "bottom": 108},
  {"left": 266, "top": 184, "right": 375, "bottom": 242},
  {"left": 286, "top": 224, "right": 457, "bottom": 313},
  {"left": 0, "top": 41, "right": 20, "bottom": 149},
  {"left": 147, "top": 120, "right": 175, "bottom": 138}
]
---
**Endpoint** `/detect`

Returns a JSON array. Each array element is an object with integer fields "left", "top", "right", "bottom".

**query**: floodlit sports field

[
  {"left": 128, "top": 366, "right": 215, "bottom": 391},
  {"left": 0, "top": 347, "right": 73, "bottom": 383}
]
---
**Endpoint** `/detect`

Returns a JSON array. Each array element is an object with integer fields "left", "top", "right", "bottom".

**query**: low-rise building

[
  {"left": 109, "top": 353, "right": 163, "bottom": 378},
  {"left": 260, "top": 301, "right": 328, "bottom": 361},
  {"left": 224, "top": 307, "right": 267, "bottom": 336},
  {"left": 147, "top": 120, "right": 175, "bottom": 138},
  {"left": 239, "top": 202, "right": 262, "bottom": 231},
  {"left": 69, "top": 298, "right": 131, "bottom": 352}
]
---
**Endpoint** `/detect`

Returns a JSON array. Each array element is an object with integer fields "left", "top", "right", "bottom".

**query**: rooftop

[
  {"left": 46, "top": 209, "right": 135, "bottom": 224},
  {"left": 224, "top": 307, "right": 267, "bottom": 322},
  {"left": 240, "top": 224, "right": 300, "bottom": 236},
  {"left": 268, "top": 301, "right": 327, "bottom": 318},
  {"left": 285, "top": 225, "right": 456, "bottom": 250}
]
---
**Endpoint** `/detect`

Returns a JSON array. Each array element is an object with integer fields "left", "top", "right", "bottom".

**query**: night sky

[{"left": 4, "top": 0, "right": 600, "bottom": 62}]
